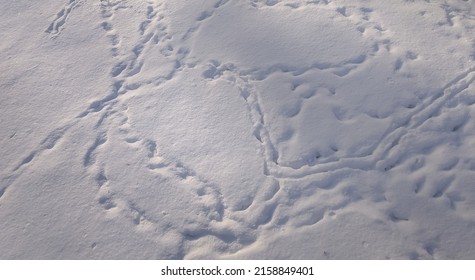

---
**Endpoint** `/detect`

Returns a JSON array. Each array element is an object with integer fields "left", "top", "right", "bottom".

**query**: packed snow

[{"left": 1, "top": 0, "right": 475, "bottom": 259}]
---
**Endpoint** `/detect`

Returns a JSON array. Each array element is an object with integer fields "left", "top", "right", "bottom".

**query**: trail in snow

[{"left": 0, "top": 0, "right": 474, "bottom": 259}]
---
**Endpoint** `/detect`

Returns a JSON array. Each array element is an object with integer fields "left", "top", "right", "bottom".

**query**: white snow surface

[{"left": 1, "top": 0, "right": 475, "bottom": 259}]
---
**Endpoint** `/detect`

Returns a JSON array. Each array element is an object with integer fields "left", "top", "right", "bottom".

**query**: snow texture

[{"left": 1, "top": 0, "right": 475, "bottom": 259}]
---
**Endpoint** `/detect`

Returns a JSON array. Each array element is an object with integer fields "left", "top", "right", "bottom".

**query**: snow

[{"left": 1, "top": 0, "right": 475, "bottom": 259}]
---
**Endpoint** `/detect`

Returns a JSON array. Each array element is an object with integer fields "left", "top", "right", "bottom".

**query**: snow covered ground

[{"left": 1, "top": 0, "right": 475, "bottom": 259}]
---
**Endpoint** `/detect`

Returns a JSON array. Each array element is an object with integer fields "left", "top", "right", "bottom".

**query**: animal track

[
  {"left": 83, "top": 132, "right": 108, "bottom": 167},
  {"left": 431, "top": 175, "right": 455, "bottom": 198},
  {"left": 13, "top": 123, "right": 73, "bottom": 172},
  {"left": 14, "top": 152, "right": 36, "bottom": 171},
  {"left": 46, "top": 0, "right": 81, "bottom": 36},
  {"left": 98, "top": 194, "right": 116, "bottom": 210},
  {"left": 95, "top": 170, "right": 109, "bottom": 187}
]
